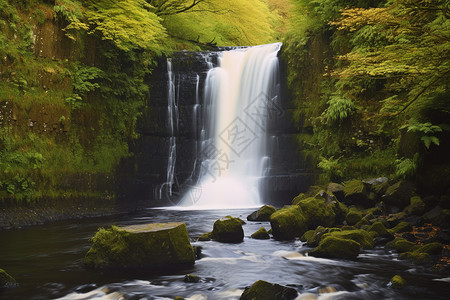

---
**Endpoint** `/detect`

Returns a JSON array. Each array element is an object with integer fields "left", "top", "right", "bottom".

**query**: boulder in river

[
  {"left": 0, "top": 268, "right": 17, "bottom": 289},
  {"left": 309, "top": 236, "right": 360, "bottom": 259},
  {"left": 251, "top": 227, "right": 270, "bottom": 239},
  {"left": 84, "top": 223, "right": 195, "bottom": 269},
  {"left": 247, "top": 205, "right": 277, "bottom": 221},
  {"left": 240, "top": 280, "right": 298, "bottom": 300},
  {"left": 321, "top": 229, "right": 374, "bottom": 249},
  {"left": 270, "top": 205, "right": 307, "bottom": 240},
  {"left": 212, "top": 216, "right": 244, "bottom": 243}
]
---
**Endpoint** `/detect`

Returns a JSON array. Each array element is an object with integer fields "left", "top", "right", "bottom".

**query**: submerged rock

[
  {"left": 390, "top": 275, "right": 407, "bottom": 289},
  {"left": 212, "top": 216, "right": 244, "bottom": 243},
  {"left": 198, "top": 232, "right": 213, "bottom": 241},
  {"left": 0, "top": 268, "right": 17, "bottom": 289},
  {"left": 270, "top": 206, "right": 308, "bottom": 240},
  {"left": 84, "top": 223, "right": 195, "bottom": 269},
  {"left": 184, "top": 274, "right": 201, "bottom": 283},
  {"left": 240, "top": 280, "right": 298, "bottom": 300},
  {"left": 251, "top": 227, "right": 270, "bottom": 239},
  {"left": 309, "top": 236, "right": 360, "bottom": 259},
  {"left": 247, "top": 205, "right": 277, "bottom": 221}
]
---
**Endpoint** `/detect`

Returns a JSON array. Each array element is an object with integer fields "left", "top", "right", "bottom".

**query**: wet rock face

[
  {"left": 84, "top": 222, "right": 195, "bottom": 269},
  {"left": 118, "top": 51, "right": 313, "bottom": 207}
]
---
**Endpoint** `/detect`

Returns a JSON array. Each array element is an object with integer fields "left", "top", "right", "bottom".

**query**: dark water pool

[{"left": 1, "top": 208, "right": 449, "bottom": 299}]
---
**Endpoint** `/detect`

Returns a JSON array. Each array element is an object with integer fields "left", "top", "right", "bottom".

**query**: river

[{"left": 1, "top": 208, "right": 449, "bottom": 299}]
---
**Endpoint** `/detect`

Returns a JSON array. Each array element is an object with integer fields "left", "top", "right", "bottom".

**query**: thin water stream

[{"left": 1, "top": 209, "right": 449, "bottom": 299}]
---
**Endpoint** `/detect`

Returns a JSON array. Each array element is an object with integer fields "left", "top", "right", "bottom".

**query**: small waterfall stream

[{"left": 179, "top": 43, "right": 282, "bottom": 208}]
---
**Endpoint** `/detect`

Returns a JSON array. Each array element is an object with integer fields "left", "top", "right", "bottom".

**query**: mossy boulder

[
  {"left": 390, "top": 275, "right": 407, "bottom": 289},
  {"left": 296, "top": 196, "right": 336, "bottom": 228},
  {"left": 367, "top": 222, "right": 392, "bottom": 238},
  {"left": 184, "top": 274, "right": 201, "bottom": 283},
  {"left": 327, "top": 182, "right": 345, "bottom": 202},
  {"left": 301, "top": 226, "right": 336, "bottom": 247},
  {"left": 212, "top": 216, "right": 244, "bottom": 243},
  {"left": 399, "top": 252, "right": 432, "bottom": 265},
  {"left": 0, "top": 268, "right": 17, "bottom": 289},
  {"left": 389, "top": 222, "right": 412, "bottom": 234},
  {"left": 198, "top": 232, "right": 212, "bottom": 241},
  {"left": 247, "top": 205, "right": 277, "bottom": 221},
  {"left": 292, "top": 193, "right": 307, "bottom": 205},
  {"left": 415, "top": 243, "right": 443, "bottom": 255},
  {"left": 383, "top": 180, "right": 415, "bottom": 209},
  {"left": 343, "top": 180, "right": 372, "bottom": 207},
  {"left": 251, "top": 227, "right": 270, "bottom": 239},
  {"left": 309, "top": 236, "right": 361, "bottom": 259},
  {"left": 345, "top": 208, "right": 363, "bottom": 226},
  {"left": 386, "top": 238, "right": 418, "bottom": 253},
  {"left": 240, "top": 280, "right": 298, "bottom": 300},
  {"left": 322, "top": 229, "right": 374, "bottom": 249},
  {"left": 405, "top": 196, "right": 427, "bottom": 216},
  {"left": 84, "top": 223, "right": 195, "bottom": 269},
  {"left": 270, "top": 205, "right": 308, "bottom": 240}
]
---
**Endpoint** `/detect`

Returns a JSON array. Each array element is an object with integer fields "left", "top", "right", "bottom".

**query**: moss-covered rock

[
  {"left": 84, "top": 223, "right": 195, "bottom": 269},
  {"left": 251, "top": 227, "right": 270, "bottom": 239},
  {"left": 301, "top": 226, "right": 332, "bottom": 246},
  {"left": 415, "top": 243, "right": 443, "bottom": 255},
  {"left": 0, "top": 268, "right": 17, "bottom": 289},
  {"left": 399, "top": 252, "right": 432, "bottom": 265},
  {"left": 390, "top": 275, "right": 407, "bottom": 289},
  {"left": 292, "top": 193, "right": 307, "bottom": 205},
  {"left": 198, "top": 232, "right": 212, "bottom": 241},
  {"left": 240, "top": 280, "right": 298, "bottom": 300},
  {"left": 367, "top": 222, "right": 392, "bottom": 237},
  {"left": 212, "top": 216, "right": 244, "bottom": 243},
  {"left": 386, "top": 238, "right": 418, "bottom": 253},
  {"left": 309, "top": 236, "right": 361, "bottom": 259},
  {"left": 405, "top": 196, "right": 427, "bottom": 216},
  {"left": 184, "top": 274, "right": 201, "bottom": 283},
  {"left": 343, "top": 180, "right": 372, "bottom": 207},
  {"left": 345, "top": 207, "right": 363, "bottom": 226},
  {"left": 383, "top": 180, "right": 415, "bottom": 209},
  {"left": 389, "top": 222, "right": 412, "bottom": 234},
  {"left": 322, "top": 229, "right": 374, "bottom": 249},
  {"left": 247, "top": 205, "right": 277, "bottom": 221},
  {"left": 327, "top": 182, "right": 345, "bottom": 202},
  {"left": 270, "top": 205, "right": 308, "bottom": 240},
  {"left": 296, "top": 196, "right": 336, "bottom": 228},
  {"left": 437, "top": 209, "right": 450, "bottom": 227}
]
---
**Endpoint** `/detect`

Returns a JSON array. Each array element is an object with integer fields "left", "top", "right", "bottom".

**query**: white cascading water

[{"left": 180, "top": 43, "right": 282, "bottom": 209}]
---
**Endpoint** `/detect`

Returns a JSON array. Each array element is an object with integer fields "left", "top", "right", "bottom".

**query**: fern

[
  {"left": 324, "top": 95, "right": 355, "bottom": 124},
  {"left": 406, "top": 121, "right": 442, "bottom": 149}
]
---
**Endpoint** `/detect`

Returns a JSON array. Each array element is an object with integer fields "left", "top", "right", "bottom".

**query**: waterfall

[{"left": 180, "top": 43, "right": 282, "bottom": 209}]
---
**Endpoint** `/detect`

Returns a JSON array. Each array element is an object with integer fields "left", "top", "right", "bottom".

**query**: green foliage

[
  {"left": 66, "top": 64, "right": 104, "bottom": 109},
  {"left": 406, "top": 121, "right": 442, "bottom": 149},
  {"left": 395, "top": 155, "right": 417, "bottom": 179},
  {"left": 317, "top": 156, "right": 343, "bottom": 182},
  {"left": 324, "top": 95, "right": 355, "bottom": 124}
]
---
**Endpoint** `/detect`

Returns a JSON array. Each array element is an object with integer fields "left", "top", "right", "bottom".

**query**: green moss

[
  {"left": 343, "top": 180, "right": 365, "bottom": 197},
  {"left": 301, "top": 226, "right": 331, "bottom": 246},
  {"left": 247, "top": 205, "right": 276, "bottom": 221},
  {"left": 415, "top": 243, "right": 443, "bottom": 255},
  {"left": 251, "top": 227, "right": 270, "bottom": 240},
  {"left": 388, "top": 238, "right": 418, "bottom": 253},
  {"left": 322, "top": 229, "right": 374, "bottom": 249},
  {"left": 346, "top": 208, "right": 363, "bottom": 226},
  {"left": 184, "top": 274, "right": 200, "bottom": 283},
  {"left": 0, "top": 268, "right": 17, "bottom": 288},
  {"left": 390, "top": 275, "right": 407, "bottom": 289},
  {"left": 367, "top": 222, "right": 391, "bottom": 237},
  {"left": 84, "top": 223, "right": 195, "bottom": 269},
  {"left": 212, "top": 216, "right": 244, "bottom": 243},
  {"left": 389, "top": 222, "right": 412, "bottom": 235},
  {"left": 270, "top": 205, "right": 308, "bottom": 240},
  {"left": 405, "top": 196, "right": 427, "bottom": 215},
  {"left": 309, "top": 236, "right": 361, "bottom": 259},
  {"left": 296, "top": 196, "right": 336, "bottom": 228},
  {"left": 292, "top": 193, "right": 307, "bottom": 205},
  {"left": 399, "top": 252, "right": 432, "bottom": 265},
  {"left": 198, "top": 232, "right": 212, "bottom": 241}
]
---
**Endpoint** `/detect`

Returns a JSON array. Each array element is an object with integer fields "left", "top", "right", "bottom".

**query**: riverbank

[{"left": 0, "top": 196, "right": 122, "bottom": 230}]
